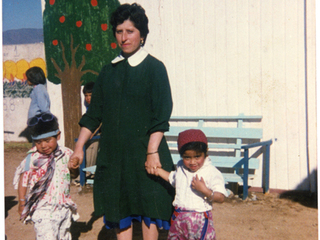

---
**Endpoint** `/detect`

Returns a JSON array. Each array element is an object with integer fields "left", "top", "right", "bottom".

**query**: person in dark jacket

[{"left": 69, "top": 3, "right": 174, "bottom": 240}]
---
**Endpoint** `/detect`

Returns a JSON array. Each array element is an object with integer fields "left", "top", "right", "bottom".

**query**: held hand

[
  {"left": 153, "top": 167, "right": 160, "bottom": 176},
  {"left": 68, "top": 157, "right": 80, "bottom": 179},
  {"left": 145, "top": 152, "right": 162, "bottom": 175},
  {"left": 191, "top": 175, "right": 209, "bottom": 194},
  {"left": 68, "top": 157, "right": 80, "bottom": 169},
  {"left": 68, "top": 150, "right": 83, "bottom": 169}
]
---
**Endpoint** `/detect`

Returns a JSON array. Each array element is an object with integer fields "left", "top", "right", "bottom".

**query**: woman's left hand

[
  {"left": 145, "top": 152, "right": 162, "bottom": 175},
  {"left": 145, "top": 131, "right": 164, "bottom": 175}
]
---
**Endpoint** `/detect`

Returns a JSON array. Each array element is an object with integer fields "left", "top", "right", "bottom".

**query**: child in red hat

[{"left": 153, "top": 129, "right": 227, "bottom": 240}]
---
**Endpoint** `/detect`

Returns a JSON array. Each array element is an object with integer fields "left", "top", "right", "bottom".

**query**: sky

[{"left": 2, "top": 0, "right": 43, "bottom": 31}]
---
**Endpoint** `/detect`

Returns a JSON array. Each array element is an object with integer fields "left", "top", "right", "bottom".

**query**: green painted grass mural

[{"left": 3, "top": 81, "right": 32, "bottom": 98}]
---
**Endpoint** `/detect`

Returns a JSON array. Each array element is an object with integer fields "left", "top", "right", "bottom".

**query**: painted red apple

[
  {"left": 52, "top": 40, "right": 58, "bottom": 46},
  {"left": 111, "top": 42, "right": 117, "bottom": 49},
  {"left": 59, "top": 16, "right": 65, "bottom": 23},
  {"left": 91, "top": 0, "right": 98, "bottom": 7},
  {"left": 86, "top": 44, "right": 92, "bottom": 51},
  {"left": 101, "top": 23, "right": 108, "bottom": 31},
  {"left": 76, "top": 21, "right": 82, "bottom": 27}
]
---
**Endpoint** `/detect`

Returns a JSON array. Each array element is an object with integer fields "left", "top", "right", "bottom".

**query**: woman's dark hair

[
  {"left": 83, "top": 82, "right": 95, "bottom": 94},
  {"left": 28, "top": 113, "right": 59, "bottom": 137},
  {"left": 179, "top": 142, "right": 208, "bottom": 157},
  {"left": 110, "top": 3, "right": 149, "bottom": 46},
  {"left": 26, "top": 67, "right": 46, "bottom": 85}
]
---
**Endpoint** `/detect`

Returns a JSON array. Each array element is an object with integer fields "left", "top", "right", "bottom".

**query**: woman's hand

[
  {"left": 68, "top": 157, "right": 80, "bottom": 178},
  {"left": 68, "top": 151, "right": 83, "bottom": 169},
  {"left": 145, "top": 152, "right": 162, "bottom": 175},
  {"left": 145, "top": 131, "right": 164, "bottom": 175},
  {"left": 69, "top": 127, "right": 92, "bottom": 170}
]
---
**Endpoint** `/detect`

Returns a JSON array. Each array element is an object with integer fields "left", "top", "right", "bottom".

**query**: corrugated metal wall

[{"left": 121, "top": 0, "right": 317, "bottom": 191}]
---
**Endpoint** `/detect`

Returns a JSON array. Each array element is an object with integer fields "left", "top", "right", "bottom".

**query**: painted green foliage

[
  {"left": 43, "top": 0, "right": 120, "bottom": 85},
  {"left": 42, "top": 0, "right": 120, "bottom": 149}
]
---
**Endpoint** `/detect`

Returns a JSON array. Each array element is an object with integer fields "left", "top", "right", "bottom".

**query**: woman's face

[{"left": 115, "top": 20, "right": 143, "bottom": 58}]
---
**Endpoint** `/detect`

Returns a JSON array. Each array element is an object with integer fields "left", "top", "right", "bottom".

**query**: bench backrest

[{"left": 165, "top": 115, "right": 263, "bottom": 171}]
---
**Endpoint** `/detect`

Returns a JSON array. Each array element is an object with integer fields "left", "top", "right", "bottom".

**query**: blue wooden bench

[
  {"left": 165, "top": 115, "right": 272, "bottom": 200},
  {"left": 79, "top": 114, "right": 272, "bottom": 200}
]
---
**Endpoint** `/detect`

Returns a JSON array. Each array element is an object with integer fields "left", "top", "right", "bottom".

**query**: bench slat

[
  {"left": 167, "top": 142, "right": 243, "bottom": 150},
  {"left": 82, "top": 165, "right": 97, "bottom": 173},
  {"left": 223, "top": 173, "right": 256, "bottom": 183},
  {"left": 170, "top": 116, "right": 262, "bottom": 121},
  {"left": 166, "top": 126, "right": 262, "bottom": 139},
  {"left": 86, "top": 179, "right": 94, "bottom": 184},
  {"left": 82, "top": 155, "right": 260, "bottom": 174},
  {"left": 170, "top": 154, "right": 259, "bottom": 169}
]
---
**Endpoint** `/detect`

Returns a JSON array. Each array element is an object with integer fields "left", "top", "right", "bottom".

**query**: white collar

[{"left": 111, "top": 47, "right": 149, "bottom": 67}]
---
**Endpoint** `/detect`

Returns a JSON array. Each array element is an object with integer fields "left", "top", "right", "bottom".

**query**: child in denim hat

[
  {"left": 13, "top": 112, "right": 79, "bottom": 240},
  {"left": 153, "top": 129, "right": 227, "bottom": 240}
]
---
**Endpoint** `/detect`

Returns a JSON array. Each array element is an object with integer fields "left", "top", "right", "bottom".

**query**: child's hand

[
  {"left": 18, "top": 201, "right": 25, "bottom": 216},
  {"left": 68, "top": 157, "right": 80, "bottom": 179},
  {"left": 153, "top": 167, "right": 160, "bottom": 176},
  {"left": 191, "top": 174, "right": 208, "bottom": 194},
  {"left": 154, "top": 167, "right": 170, "bottom": 182}
]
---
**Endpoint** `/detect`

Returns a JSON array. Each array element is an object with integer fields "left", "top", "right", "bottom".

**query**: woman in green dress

[{"left": 70, "top": 3, "right": 175, "bottom": 240}]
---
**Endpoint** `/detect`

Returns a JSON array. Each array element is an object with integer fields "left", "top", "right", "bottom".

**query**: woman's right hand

[
  {"left": 69, "top": 127, "right": 93, "bottom": 169},
  {"left": 69, "top": 150, "right": 83, "bottom": 169}
]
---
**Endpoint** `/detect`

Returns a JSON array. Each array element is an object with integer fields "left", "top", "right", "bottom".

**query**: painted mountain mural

[{"left": 3, "top": 28, "right": 44, "bottom": 45}]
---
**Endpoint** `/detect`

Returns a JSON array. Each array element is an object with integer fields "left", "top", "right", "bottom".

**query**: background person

[
  {"left": 83, "top": 81, "right": 95, "bottom": 109},
  {"left": 26, "top": 66, "right": 51, "bottom": 120},
  {"left": 82, "top": 82, "right": 99, "bottom": 169}
]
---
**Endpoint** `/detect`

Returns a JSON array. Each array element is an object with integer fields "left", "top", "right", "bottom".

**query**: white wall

[{"left": 119, "top": 0, "right": 317, "bottom": 191}]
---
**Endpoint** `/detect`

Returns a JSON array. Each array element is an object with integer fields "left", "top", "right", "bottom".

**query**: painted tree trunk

[{"left": 60, "top": 75, "right": 82, "bottom": 149}]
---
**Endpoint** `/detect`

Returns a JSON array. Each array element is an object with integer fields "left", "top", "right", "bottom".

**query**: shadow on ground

[
  {"left": 279, "top": 190, "right": 317, "bottom": 209},
  {"left": 71, "top": 216, "right": 169, "bottom": 240},
  {"left": 71, "top": 212, "right": 101, "bottom": 239},
  {"left": 5, "top": 196, "right": 18, "bottom": 218}
]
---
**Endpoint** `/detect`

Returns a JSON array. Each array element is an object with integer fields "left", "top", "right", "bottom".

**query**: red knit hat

[{"left": 177, "top": 129, "right": 208, "bottom": 151}]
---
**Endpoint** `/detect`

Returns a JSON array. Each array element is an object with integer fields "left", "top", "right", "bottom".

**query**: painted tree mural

[{"left": 43, "top": 0, "right": 120, "bottom": 149}]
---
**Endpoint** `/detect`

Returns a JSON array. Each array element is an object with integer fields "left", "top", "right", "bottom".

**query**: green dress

[{"left": 79, "top": 49, "right": 175, "bottom": 224}]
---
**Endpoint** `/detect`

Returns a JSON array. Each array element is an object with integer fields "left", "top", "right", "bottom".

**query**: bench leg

[
  {"left": 263, "top": 144, "right": 270, "bottom": 194},
  {"left": 243, "top": 149, "right": 249, "bottom": 200},
  {"left": 80, "top": 145, "right": 86, "bottom": 186}
]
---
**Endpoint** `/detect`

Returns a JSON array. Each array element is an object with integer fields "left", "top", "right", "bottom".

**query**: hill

[{"left": 3, "top": 28, "right": 43, "bottom": 45}]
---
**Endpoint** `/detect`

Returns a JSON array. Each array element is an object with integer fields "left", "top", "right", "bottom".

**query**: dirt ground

[{"left": 4, "top": 142, "right": 318, "bottom": 240}]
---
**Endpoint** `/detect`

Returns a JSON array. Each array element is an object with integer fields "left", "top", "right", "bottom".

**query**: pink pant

[{"left": 168, "top": 209, "right": 216, "bottom": 240}]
